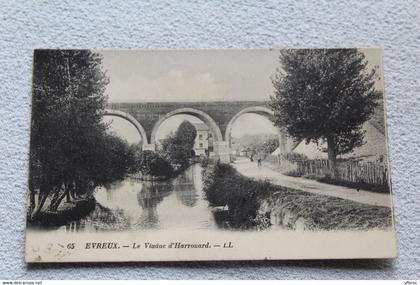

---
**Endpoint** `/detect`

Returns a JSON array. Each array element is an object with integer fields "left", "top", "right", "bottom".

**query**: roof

[{"left": 194, "top": 123, "right": 209, "bottom": 131}]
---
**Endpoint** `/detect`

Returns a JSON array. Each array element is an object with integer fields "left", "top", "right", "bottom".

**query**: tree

[
  {"left": 29, "top": 49, "right": 130, "bottom": 218},
  {"left": 126, "top": 143, "right": 143, "bottom": 174},
  {"left": 261, "top": 138, "right": 279, "bottom": 155},
  {"left": 270, "top": 49, "right": 379, "bottom": 176},
  {"left": 160, "top": 121, "right": 197, "bottom": 168},
  {"left": 247, "top": 137, "right": 279, "bottom": 159}
]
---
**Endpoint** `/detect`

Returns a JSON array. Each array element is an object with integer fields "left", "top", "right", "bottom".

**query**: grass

[
  {"left": 316, "top": 176, "right": 390, "bottom": 194},
  {"left": 263, "top": 187, "right": 392, "bottom": 230},
  {"left": 203, "top": 162, "right": 393, "bottom": 231},
  {"left": 202, "top": 163, "right": 271, "bottom": 229}
]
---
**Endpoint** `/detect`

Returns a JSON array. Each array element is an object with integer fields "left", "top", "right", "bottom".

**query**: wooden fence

[
  {"left": 296, "top": 159, "right": 388, "bottom": 185},
  {"left": 264, "top": 154, "right": 298, "bottom": 173},
  {"left": 265, "top": 155, "right": 388, "bottom": 186}
]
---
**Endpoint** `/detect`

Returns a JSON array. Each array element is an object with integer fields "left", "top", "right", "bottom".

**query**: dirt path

[{"left": 232, "top": 157, "right": 392, "bottom": 207}]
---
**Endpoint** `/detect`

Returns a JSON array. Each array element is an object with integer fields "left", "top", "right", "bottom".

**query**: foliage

[
  {"left": 138, "top": 151, "right": 174, "bottom": 178},
  {"left": 89, "top": 134, "right": 139, "bottom": 185},
  {"left": 260, "top": 186, "right": 392, "bottom": 231},
  {"left": 270, "top": 49, "right": 379, "bottom": 165},
  {"left": 233, "top": 134, "right": 279, "bottom": 158},
  {"left": 126, "top": 143, "right": 143, "bottom": 174},
  {"left": 160, "top": 121, "right": 197, "bottom": 168},
  {"left": 202, "top": 163, "right": 271, "bottom": 229},
  {"left": 28, "top": 49, "right": 136, "bottom": 220},
  {"left": 199, "top": 156, "right": 210, "bottom": 168},
  {"left": 203, "top": 163, "right": 392, "bottom": 231},
  {"left": 251, "top": 138, "right": 280, "bottom": 158}
]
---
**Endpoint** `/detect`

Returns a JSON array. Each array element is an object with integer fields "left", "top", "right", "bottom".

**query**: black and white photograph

[{"left": 25, "top": 49, "right": 396, "bottom": 262}]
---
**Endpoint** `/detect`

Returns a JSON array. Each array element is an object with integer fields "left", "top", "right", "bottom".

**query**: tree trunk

[
  {"left": 51, "top": 185, "right": 69, "bottom": 211},
  {"left": 65, "top": 189, "right": 71, "bottom": 203},
  {"left": 48, "top": 188, "right": 60, "bottom": 211},
  {"left": 327, "top": 135, "right": 337, "bottom": 179},
  {"left": 70, "top": 188, "right": 77, "bottom": 200},
  {"left": 31, "top": 185, "right": 50, "bottom": 219}
]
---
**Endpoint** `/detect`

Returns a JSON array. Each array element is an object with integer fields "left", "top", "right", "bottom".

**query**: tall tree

[
  {"left": 160, "top": 121, "right": 197, "bottom": 168},
  {"left": 29, "top": 49, "right": 111, "bottom": 218},
  {"left": 270, "top": 49, "right": 379, "bottom": 176}
]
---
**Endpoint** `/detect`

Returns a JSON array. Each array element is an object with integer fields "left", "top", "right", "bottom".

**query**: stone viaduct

[{"left": 104, "top": 101, "right": 296, "bottom": 162}]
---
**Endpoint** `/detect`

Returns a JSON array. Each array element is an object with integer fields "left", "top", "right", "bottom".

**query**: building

[
  {"left": 238, "top": 145, "right": 252, "bottom": 157},
  {"left": 287, "top": 121, "right": 386, "bottom": 162},
  {"left": 193, "top": 123, "right": 214, "bottom": 156}
]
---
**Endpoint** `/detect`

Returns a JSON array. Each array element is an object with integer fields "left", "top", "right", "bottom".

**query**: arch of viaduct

[{"left": 104, "top": 101, "right": 295, "bottom": 163}]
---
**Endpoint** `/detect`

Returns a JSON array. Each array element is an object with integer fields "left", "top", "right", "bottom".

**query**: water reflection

[
  {"left": 174, "top": 167, "right": 198, "bottom": 207},
  {"left": 61, "top": 164, "right": 217, "bottom": 232},
  {"left": 136, "top": 182, "right": 172, "bottom": 229}
]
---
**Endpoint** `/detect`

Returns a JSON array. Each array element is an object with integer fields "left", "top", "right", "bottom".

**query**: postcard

[{"left": 25, "top": 48, "right": 396, "bottom": 262}]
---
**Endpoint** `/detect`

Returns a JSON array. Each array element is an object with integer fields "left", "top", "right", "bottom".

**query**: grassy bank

[
  {"left": 203, "top": 163, "right": 392, "bottom": 231},
  {"left": 202, "top": 163, "right": 271, "bottom": 229}
]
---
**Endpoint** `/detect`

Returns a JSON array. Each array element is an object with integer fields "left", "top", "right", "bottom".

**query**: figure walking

[{"left": 257, "top": 158, "right": 262, "bottom": 168}]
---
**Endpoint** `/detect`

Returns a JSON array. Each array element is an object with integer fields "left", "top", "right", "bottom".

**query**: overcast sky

[
  {"left": 99, "top": 49, "right": 383, "bottom": 143},
  {"left": 100, "top": 49, "right": 383, "bottom": 103}
]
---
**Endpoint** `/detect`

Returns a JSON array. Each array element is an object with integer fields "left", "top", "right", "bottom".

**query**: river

[{"left": 62, "top": 164, "right": 219, "bottom": 232}]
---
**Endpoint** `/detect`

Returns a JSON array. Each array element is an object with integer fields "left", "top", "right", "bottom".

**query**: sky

[
  {"left": 100, "top": 48, "right": 383, "bottom": 103},
  {"left": 103, "top": 113, "right": 277, "bottom": 144},
  {"left": 100, "top": 49, "right": 279, "bottom": 103},
  {"left": 99, "top": 49, "right": 384, "bottom": 142}
]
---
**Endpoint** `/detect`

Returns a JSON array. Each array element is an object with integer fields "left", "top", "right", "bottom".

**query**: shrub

[
  {"left": 139, "top": 151, "right": 174, "bottom": 178},
  {"left": 202, "top": 162, "right": 271, "bottom": 228},
  {"left": 199, "top": 156, "right": 210, "bottom": 168}
]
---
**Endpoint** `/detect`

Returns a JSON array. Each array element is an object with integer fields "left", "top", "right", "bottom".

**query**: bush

[
  {"left": 202, "top": 162, "right": 271, "bottom": 229},
  {"left": 139, "top": 151, "right": 174, "bottom": 178},
  {"left": 199, "top": 156, "right": 210, "bottom": 168},
  {"left": 202, "top": 163, "right": 392, "bottom": 231}
]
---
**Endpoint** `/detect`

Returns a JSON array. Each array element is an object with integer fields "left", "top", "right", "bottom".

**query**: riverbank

[
  {"left": 28, "top": 197, "right": 96, "bottom": 227},
  {"left": 203, "top": 162, "right": 393, "bottom": 231},
  {"left": 234, "top": 157, "right": 391, "bottom": 207},
  {"left": 129, "top": 159, "right": 205, "bottom": 182},
  {"left": 129, "top": 166, "right": 189, "bottom": 181}
]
